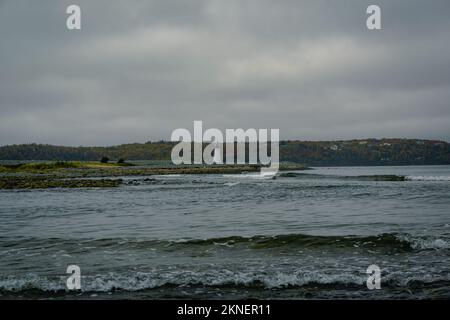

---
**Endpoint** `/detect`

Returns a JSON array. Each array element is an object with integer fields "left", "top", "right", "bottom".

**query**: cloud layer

[{"left": 1, "top": 0, "right": 449, "bottom": 145}]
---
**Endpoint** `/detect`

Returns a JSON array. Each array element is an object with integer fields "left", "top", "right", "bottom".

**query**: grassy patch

[{"left": 0, "top": 161, "right": 133, "bottom": 173}]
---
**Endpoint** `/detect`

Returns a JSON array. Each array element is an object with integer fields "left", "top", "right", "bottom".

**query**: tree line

[{"left": 0, "top": 139, "right": 449, "bottom": 166}]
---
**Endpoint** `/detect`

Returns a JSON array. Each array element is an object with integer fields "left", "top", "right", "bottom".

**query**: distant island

[{"left": 0, "top": 138, "right": 449, "bottom": 166}]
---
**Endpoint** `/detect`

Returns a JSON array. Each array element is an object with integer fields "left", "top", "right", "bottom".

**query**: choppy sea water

[{"left": 1, "top": 165, "right": 450, "bottom": 299}]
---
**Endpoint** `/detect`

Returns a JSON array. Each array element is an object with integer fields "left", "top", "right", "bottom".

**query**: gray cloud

[{"left": 1, "top": 0, "right": 449, "bottom": 145}]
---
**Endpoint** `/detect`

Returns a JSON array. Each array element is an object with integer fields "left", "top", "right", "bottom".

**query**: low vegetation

[{"left": 0, "top": 161, "right": 133, "bottom": 173}]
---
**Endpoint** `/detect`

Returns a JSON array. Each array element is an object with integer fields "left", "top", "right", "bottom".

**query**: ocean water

[{"left": 0, "top": 165, "right": 450, "bottom": 299}]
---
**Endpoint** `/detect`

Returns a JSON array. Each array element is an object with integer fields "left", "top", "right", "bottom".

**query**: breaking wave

[
  {"left": 279, "top": 172, "right": 450, "bottom": 182},
  {"left": 2, "top": 269, "right": 450, "bottom": 295},
  {"left": 2, "top": 233, "right": 449, "bottom": 252},
  {"left": 405, "top": 175, "right": 450, "bottom": 181},
  {"left": 278, "top": 173, "right": 407, "bottom": 181},
  {"left": 2, "top": 233, "right": 450, "bottom": 297}
]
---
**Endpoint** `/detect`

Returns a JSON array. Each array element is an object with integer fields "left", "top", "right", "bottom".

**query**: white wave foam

[
  {"left": 0, "top": 271, "right": 366, "bottom": 293},
  {"left": 4, "top": 267, "right": 449, "bottom": 293},
  {"left": 410, "top": 238, "right": 450, "bottom": 250},
  {"left": 223, "top": 173, "right": 272, "bottom": 180},
  {"left": 405, "top": 175, "right": 450, "bottom": 181},
  {"left": 0, "top": 274, "right": 63, "bottom": 292},
  {"left": 224, "top": 182, "right": 240, "bottom": 186},
  {"left": 396, "top": 234, "right": 450, "bottom": 250}
]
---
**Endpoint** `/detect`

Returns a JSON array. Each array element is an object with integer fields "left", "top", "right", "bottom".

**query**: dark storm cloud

[{"left": 0, "top": 0, "right": 449, "bottom": 145}]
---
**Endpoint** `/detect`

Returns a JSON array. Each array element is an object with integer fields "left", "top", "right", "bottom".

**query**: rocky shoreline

[{"left": 0, "top": 162, "right": 309, "bottom": 189}]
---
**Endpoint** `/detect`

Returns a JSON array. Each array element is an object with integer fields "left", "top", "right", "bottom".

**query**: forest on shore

[{"left": 0, "top": 138, "right": 449, "bottom": 166}]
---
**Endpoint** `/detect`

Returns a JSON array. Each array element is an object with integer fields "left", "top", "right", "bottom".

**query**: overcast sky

[{"left": 1, "top": 0, "right": 449, "bottom": 146}]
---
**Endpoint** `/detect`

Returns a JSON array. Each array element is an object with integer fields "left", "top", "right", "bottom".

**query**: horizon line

[{"left": 1, "top": 137, "right": 449, "bottom": 149}]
